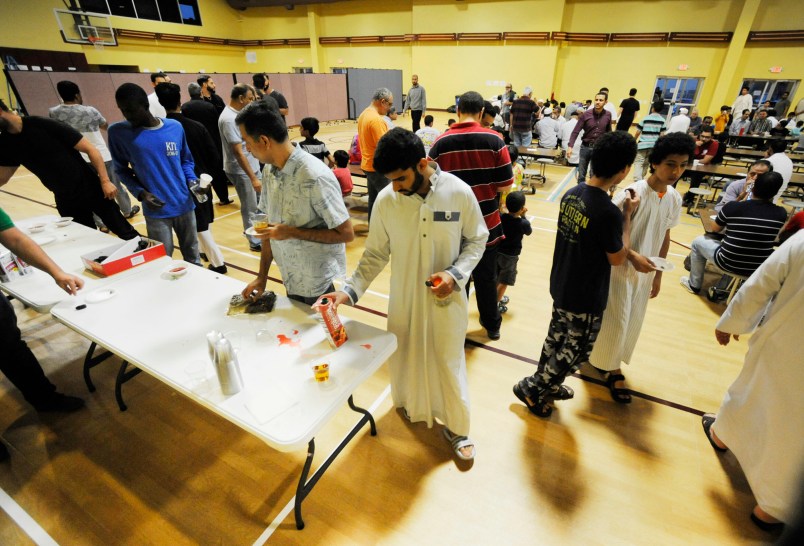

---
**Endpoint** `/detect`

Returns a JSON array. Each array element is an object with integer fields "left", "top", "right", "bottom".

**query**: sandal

[
  {"left": 604, "top": 373, "right": 632, "bottom": 404},
  {"left": 442, "top": 428, "right": 475, "bottom": 461},
  {"left": 547, "top": 384, "right": 575, "bottom": 401},
  {"left": 750, "top": 509, "right": 784, "bottom": 532},
  {"left": 701, "top": 413, "right": 727, "bottom": 452},
  {"left": 513, "top": 382, "right": 553, "bottom": 418}
]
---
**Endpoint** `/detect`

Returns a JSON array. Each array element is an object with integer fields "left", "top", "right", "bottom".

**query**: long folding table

[{"left": 50, "top": 262, "right": 397, "bottom": 529}]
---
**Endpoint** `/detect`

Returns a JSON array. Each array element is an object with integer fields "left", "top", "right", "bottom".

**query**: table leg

[
  {"left": 115, "top": 361, "right": 141, "bottom": 412},
  {"left": 293, "top": 395, "right": 377, "bottom": 530},
  {"left": 83, "top": 341, "right": 114, "bottom": 393}
]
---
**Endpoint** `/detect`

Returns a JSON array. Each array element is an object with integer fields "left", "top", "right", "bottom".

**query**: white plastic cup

[{"left": 199, "top": 173, "right": 212, "bottom": 189}]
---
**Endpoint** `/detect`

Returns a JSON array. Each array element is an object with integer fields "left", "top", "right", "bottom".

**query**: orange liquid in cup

[{"left": 313, "top": 363, "right": 330, "bottom": 383}]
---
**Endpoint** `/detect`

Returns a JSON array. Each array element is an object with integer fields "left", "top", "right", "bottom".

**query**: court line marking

[
  {"left": 548, "top": 168, "right": 576, "bottom": 202},
  {"left": 251, "top": 385, "right": 392, "bottom": 545},
  {"left": 0, "top": 487, "right": 60, "bottom": 546}
]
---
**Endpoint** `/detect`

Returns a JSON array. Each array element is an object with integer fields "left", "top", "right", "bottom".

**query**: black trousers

[
  {"left": 411, "top": 110, "right": 423, "bottom": 133},
  {"left": 0, "top": 296, "right": 58, "bottom": 407},
  {"left": 366, "top": 170, "right": 390, "bottom": 221},
  {"left": 466, "top": 243, "right": 502, "bottom": 332},
  {"left": 55, "top": 182, "right": 139, "bottom": 240}
]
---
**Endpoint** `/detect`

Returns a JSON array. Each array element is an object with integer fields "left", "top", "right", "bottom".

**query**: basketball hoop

[{"left": 88, "top": 36, "right": 104, "bottom": 51}]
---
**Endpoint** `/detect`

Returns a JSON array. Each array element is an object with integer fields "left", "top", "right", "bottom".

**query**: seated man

[
  {"left": 681, "top": 126, "right": 719, "bottom": 207},
  {"left": 681, "top": 172, "right": 787, "bottom": 295},
  {"left": 765, "top": 139, "right": 793, "bottom": 202},
  {"left": 714, "top": 160, "right": 772, "bottom": 214}
]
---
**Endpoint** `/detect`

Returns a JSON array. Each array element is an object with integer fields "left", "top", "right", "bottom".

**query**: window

[
  {"left": 294, "top": 67, "right": 313, "bottom": 74},
  {"left": 740, "top": 79, "right": 800, "bottom": 110},
  {"left": 76, "top": 1, "right": 200, "bottom": 26}
]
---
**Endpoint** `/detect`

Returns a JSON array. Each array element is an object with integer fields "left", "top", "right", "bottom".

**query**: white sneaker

[{"left": 680, "top": 276, "right": 700, "bottom": 294}]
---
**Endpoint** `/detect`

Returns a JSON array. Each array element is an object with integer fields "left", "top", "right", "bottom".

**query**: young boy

[
  {"left": 299, "top": 117, "right": 334, "bottom": 166},
  {"left": 513, "top": 131, "right": 639, "bottom": 418},
  {"left": 497, "top": 191, "right": 532, "bottom": 314},
  {"left": 332, "top": 150, "right": 354, "bottom": 197}
]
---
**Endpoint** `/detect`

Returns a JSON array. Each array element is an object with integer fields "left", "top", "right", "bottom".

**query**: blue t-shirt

[{"left": 108, "top": 118, "right": 196, "bottom": 219}]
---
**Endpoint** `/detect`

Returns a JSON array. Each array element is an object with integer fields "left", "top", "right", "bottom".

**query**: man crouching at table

[
  {"left": 316, "top": 128, "right": 488, "bottom": 461},
  {"left": 236, "top": 101, "right": 354, "bottom": 305},
  {"left": 1, "top": 207, "right": 86, "bottom": 461}
]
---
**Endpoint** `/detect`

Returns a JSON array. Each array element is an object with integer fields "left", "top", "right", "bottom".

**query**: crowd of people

[{"left": 0, "top": 74, "right": 801, "bottom": 532}]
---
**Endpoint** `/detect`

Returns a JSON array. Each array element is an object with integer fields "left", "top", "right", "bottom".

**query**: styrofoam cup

[{"left": 199, "top": 174, "right": 212, "bottom": 188}]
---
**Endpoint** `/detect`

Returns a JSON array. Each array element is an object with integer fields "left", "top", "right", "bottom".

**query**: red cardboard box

[{"left": 81, "top": 237, "right": 166, "bottom": 277}]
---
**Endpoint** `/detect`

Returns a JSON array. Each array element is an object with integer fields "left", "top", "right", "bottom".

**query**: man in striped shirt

[
  {"left": 428, "top": 91, "right": 514, "bottom": 340},
  {"left": 631, "top": 101, "right": 667, "bottom": 181},
  {"left": 681, "top": 171, "right": 787, "bottom": 294}
]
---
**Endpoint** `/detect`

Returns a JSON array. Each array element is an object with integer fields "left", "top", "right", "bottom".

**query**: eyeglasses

[{"left": 505, "top": 86, "right": 512, "bottom": 89}]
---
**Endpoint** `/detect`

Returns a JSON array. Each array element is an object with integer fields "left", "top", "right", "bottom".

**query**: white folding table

[{"left": 50, "top": 261, "right": 397, "bottom": 529}]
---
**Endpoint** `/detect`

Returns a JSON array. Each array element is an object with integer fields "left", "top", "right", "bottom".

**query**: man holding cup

[
  {"left": 109, "top": 83, "right": 201, "bottom": 264},
  {"left": 235, "top": 101, "right": 354, "bottom": 304}
]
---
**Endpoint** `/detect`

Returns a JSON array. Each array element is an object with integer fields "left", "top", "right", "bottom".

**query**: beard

[{"left": 399, "top": 170, "right": 425, "bottom": 196}]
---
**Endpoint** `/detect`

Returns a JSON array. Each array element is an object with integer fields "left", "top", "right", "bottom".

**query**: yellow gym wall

[{"left": 1, "top": 0, "right": 801, "bottom": 117}]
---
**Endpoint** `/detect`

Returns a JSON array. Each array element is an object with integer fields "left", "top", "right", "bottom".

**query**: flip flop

[
  {"left": 701, "top": 413, "right": 727, "bottom": 452},
  {"left": 547, "top": 384, "right": 575, "bottom": 401},
  {"left": 442, "top": 428, "right": 475, "bottom": 461}
]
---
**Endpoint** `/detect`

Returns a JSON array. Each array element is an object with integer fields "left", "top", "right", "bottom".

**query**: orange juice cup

[{"left": 313, "top": 363, "right": 330, "bottom": 383}]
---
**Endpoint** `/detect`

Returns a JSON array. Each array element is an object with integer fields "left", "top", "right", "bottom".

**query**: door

[{"left": 654, "top": 76, "right": 705, "bottom": 122}]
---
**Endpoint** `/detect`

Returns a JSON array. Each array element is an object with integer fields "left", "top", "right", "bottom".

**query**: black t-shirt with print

[{"left": 550, "top": 183, "right": 623, "bottom": 314}]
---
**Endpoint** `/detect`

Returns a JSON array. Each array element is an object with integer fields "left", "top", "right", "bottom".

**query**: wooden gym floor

[{"left": 0, "top": 112, "right": 782, "bottom": 545}]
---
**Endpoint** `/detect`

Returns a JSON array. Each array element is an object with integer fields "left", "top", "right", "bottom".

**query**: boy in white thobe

[
  {"left": 588, "top": 133, "right": 694, "bottom": 402},
  {"left": 702, "top": 230, "right": 804, "bottom": 529},
  {"left": 318, "top": 128, "right": 487, "bottom": 461}
]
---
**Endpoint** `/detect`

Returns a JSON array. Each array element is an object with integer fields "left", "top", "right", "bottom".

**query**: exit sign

[
  {"left": 770, "top": 66, "right": 783, "bottom": 73},
  {"left": 678, "top": 64, "right": 689, "bottom": 71}
]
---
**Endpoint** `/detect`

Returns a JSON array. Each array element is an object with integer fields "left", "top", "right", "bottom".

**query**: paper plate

[
  {"left": 164, "top": 264, "right": 188, "bottom": 279},
  {"left": 85, "top": 289, "right": 116, "bottom": 304},
  {"left": 54, "top": 216, "right": 73, "bottom": 227},
  {"left": 710, "top": 215, "right": 717, "bottom": 220},
  {"left": 245, "top": 226, "right": 269, "bottom": 236},
  {"left": 32, "top": 235, "right": 56, "bottom": 246},
  {"left": 649, "top": 257, "right": 674, "bottom": 272}
]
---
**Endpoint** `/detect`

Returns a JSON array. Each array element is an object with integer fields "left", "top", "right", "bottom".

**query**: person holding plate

[{"left": 586, "top": 132, "right": 695, "bottom": 403}]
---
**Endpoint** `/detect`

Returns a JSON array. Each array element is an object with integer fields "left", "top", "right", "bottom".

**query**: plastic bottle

[{"left": 425, "top": 277, "right": 451, "bottom": 306}]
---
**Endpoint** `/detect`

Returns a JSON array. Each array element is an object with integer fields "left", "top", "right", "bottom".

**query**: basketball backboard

[{"left": 54, "top": 8, "right": 117, "bottom": 46}]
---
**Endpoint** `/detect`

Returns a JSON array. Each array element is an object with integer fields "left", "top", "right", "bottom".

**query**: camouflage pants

[{"left": 522, "top": 306, "right": 602, "bottom": 394}]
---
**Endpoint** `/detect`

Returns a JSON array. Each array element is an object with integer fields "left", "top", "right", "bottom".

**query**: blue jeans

[
  {"left": 105, "top": 160, "right": 133, "bottom": 215},
  {"left": 511, "top": 131, "right": 532, "bottom": 147},
  {"left": 690, "top": 235, "right": 721, "bottom": 290},
  {"left": 145, "top": 210, "right": 200, "bottom": 264},
  {"left": 226, "top": 169, "right": 262, "bottom": 246},
  {"left": 577, "top": 144, "right": 594, "bottom": 184}
]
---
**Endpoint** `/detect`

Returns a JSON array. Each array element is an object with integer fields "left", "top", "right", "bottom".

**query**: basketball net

[{"left": 88, "top": 36, "right": 104, "bottom": 51}]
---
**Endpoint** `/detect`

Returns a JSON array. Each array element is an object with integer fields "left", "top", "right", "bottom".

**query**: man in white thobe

[
  {"left": 588, "top": 133, "right": 693, "bottom": 402},
  {"left": 319, "top": 128, "right": 487, "bottom": 461},
  {"left": 702, "top": 229, "right": 804, "bottom": 528}
]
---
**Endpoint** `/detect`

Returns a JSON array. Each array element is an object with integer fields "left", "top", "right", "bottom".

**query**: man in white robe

[
  {"left": 702, "top": 229, "right": 804, "bottom": 529},
  {"left": 319, "top": 128, "right": 487, "bottom": 461},
  {"left": 588, "top": 133, "right": 694, "bottom": 402}
]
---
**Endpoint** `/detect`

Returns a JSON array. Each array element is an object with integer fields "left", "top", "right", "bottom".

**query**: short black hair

[
  {"left": 235, "top": 100, "right": 288, "bottom": 143},
  {"left": 483, "top": 100, "right": 499, "bottom": 117},
  {"left": 559, "top": 101, "right": 566, "bottom": 108},
  {"left": 505, "top": 191, "right": 526, "bottom": 214},
  {"left": 424, "top": 114, "right": 434, "bottom": 126},
  {"left": 599, "top": 87, "right": 609, "bottom": 93},
  {"left": 742, "top": 109, "right": 750, "bottom": 115},
  {"left": 768, "top": 139, "right": 787, "bottom": 154},
  {"left": 230, "top": 83, "right": 251, "bottom": 101},
  {"left": 155, "top": 82, "right": 181, "bottom": 111},
  {"left": 252, "top": 73, "right": 266, "bottom": 89},
  {"left": 590, "top": 131, "right": 637, "bottom": 178},
  {"left": 447, "top": 118, "right": 456, "bottom": 126},
  {"left": 506, "top": 144, "right": 519, "bottom": 162},
  {"left": 373, "top": 127, "right": 425, "bottom": 175},
  {"left": 651, "top": 100, "right": 664, "bottom": 113},
  {"left": 457, "top": 91, "right": 484, "bottom": 115},
  {"left": 629, "top": 88, "right": 637, "bottom": 96},
  {"left": 300, "top": 117, "right": 320, "bottom": 136},
  {"left": 741, "top": 86, "right": 749, "bottom": 92},
  {"left": 56, "top": 80, "right": 80, "bottom": 102},
  {"left": 0, "top": 98, "right": 8, "bottom": 112},
  {"left": 596, "top": 92, "right": 608, "bottom": 101},
  {"left": 699, "top": 126, "right": 714, "bottom": 136},
  {"left": 150, "top": 71, "right": 167, "bottom": 83},
  {"left": 648, "top": 132, "right": 696, "bottom": 169},
  {"left": 115, "top": 82, "right": 148, "bottom": 107},
  {"left": 333, "top": 150, "right": 349, "bottom": 168},
  {"left": 720, "top": 105, "right": 730, "bottom": 111},
  {"left": 749, "top": 159, "right": 773, "bottom": 172},
  {"left": 752, "top": 171, "right": 783, "bottom": 200},
  {"left": 197, "top": 74, "right": 211, "bottom": 86}
]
